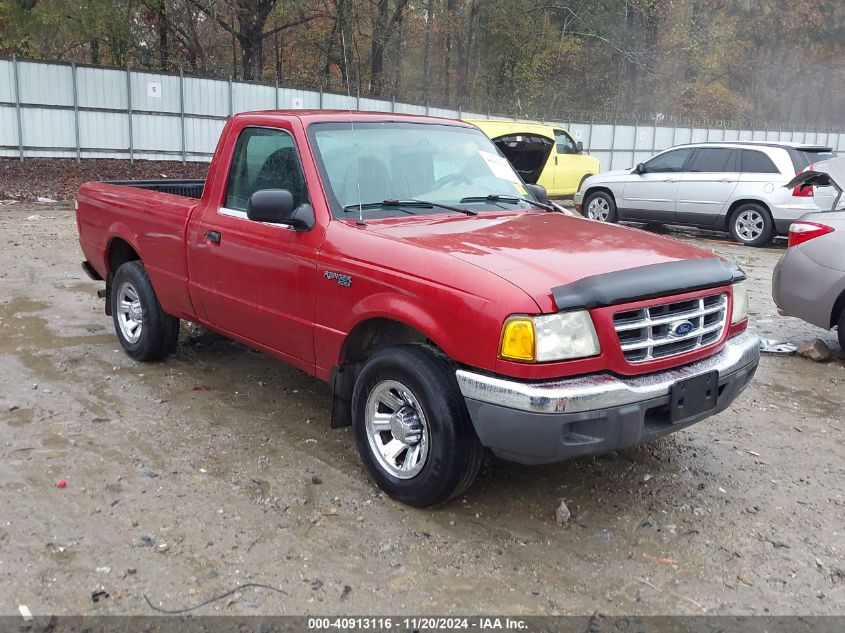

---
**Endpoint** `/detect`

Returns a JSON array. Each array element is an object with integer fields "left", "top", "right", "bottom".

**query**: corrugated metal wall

[{"left": 1, "top": 57, "right": 843, "bottom": 171}]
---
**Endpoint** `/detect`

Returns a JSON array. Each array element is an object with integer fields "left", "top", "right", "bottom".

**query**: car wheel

[
  {"left": 729, "top": 203, "right": 774, "bottom": 247},
  {"left": 352, "top": 344, "right": 484, "bottom": 507},
  {"left": 583, "top": 191, "right": 617, "bottom": 223},
  {"left": 111, "top": 261, "right": 180, "bottom": 361},
  {"left": 838, "top": 308, "right": 845, "bottom": 354}
]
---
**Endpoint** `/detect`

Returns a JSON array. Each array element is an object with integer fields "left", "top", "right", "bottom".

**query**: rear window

[
  {"left": 689, "top": 148, "right": 734, "bottom": 172},
  {"left": 791, "top": 149, "right": 837, "bottom": 171},
  {"left": 740, "top": 149, "right": 779, "bottom": 174}
]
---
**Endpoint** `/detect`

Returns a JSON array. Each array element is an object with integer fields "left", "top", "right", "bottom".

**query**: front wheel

[
  {"left": 111, "top": 260, "right": 180, "bottom": 362},
  {"left": 728, "top": 203, "right": 774, "bottom": 247},
  {"left": 352, "top": 345, "right": 484, "bottom": 507},
  {"left": 583, "top": 190, "right": 618, "bottom": 223}
]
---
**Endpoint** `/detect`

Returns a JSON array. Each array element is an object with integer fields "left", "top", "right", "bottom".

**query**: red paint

[
  {"left": 57, "top": 480, "right": 67, "bottom": 488},
  {"left": 76, "top": 111, "right": 745, "bottom": 383}
]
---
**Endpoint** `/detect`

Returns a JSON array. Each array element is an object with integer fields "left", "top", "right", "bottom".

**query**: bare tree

[{"left": 188, "top": 0, "right": 322, "bottom": 79}]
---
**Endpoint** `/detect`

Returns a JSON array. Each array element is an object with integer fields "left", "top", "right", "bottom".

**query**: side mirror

[
  {"left": 634, "top": 162, "right": 647, "bottom": 174},
  {"left": 247, "top": 189, "right": 314, "bottom": 230},
  {"left": 576, "top": 141, "right": 583, "bottom": 154},
  {"left": 525, "top": 183, "right": 549, "bottom": 204}
]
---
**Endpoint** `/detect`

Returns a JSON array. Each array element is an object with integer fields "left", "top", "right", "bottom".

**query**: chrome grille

[{"left": 613, "top": 294, "right": 728, "bottom": 363}]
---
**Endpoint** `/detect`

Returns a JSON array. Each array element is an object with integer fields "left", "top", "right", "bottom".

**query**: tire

[
  {"left": 583, "top": 190, "right": 618, "bottom": 223},
  {"left": 728, "top": 203, "right": 774, "bottom": 247},
  {"left": 837, "top": 308, "right": 845, "bottom": 355},
  {"left": 111, "top": 260, "right": 180, "bottom": 362},
  {"left": 351, "top": 344, "right": 484, "bottom": 507}
]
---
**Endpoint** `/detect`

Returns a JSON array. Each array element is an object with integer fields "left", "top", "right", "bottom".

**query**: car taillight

[
  {"left": 788, "top": 222, "right": 834, "bottom": 247},
  {"left": 792, "top": 164, "right": 814, "bottom": 197}
]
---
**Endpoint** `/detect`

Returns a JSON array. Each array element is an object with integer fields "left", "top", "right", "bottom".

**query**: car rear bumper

[
  {"left": 771, "top": 201, "right": 820, "bottom": 233},
  {"left": 455, "top": 331, "right": 759, "bottom": 465},
  {"left": 772, "top": 247, "right": 840, "bottom": 329}
]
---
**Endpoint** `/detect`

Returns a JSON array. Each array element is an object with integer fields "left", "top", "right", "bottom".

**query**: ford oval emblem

[{"left": 670, "top": 320, "right": 695, "bottom": 337}]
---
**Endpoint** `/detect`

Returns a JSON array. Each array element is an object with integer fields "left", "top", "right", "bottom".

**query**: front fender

[{"left": 347, "top": 292, "right": 453, "bottom": 354}]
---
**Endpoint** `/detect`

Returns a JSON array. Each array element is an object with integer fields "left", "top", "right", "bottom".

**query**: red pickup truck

[{"left": 76, "top": 111, "right": 760, "bottom": 507}]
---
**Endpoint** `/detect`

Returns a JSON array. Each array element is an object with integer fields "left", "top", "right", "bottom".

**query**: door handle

[
  {"left": 662, "top": 179, "right": 677, "bottom": 183},
  {"left": 204, "top": 230, "right": 221, "bottom": 244}
]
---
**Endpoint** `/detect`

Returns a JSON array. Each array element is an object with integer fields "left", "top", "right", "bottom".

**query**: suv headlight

[
  {"left": 500, "top": 311, "right": 601, "bottom": 362},
  {"left": 731, "top": 282, "right": 748, "bottom": 324}
]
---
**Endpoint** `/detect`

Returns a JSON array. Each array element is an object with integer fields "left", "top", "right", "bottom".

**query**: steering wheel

[{"left": 434, "top": 172, "right": 471, "bottom": 188}]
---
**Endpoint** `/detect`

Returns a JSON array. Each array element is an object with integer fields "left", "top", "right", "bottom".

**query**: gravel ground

[{"left": 0, "top": 202, "right": 843, "bottom": 617}]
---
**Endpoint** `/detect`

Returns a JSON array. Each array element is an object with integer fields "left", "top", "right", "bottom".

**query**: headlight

[
  {"left": 500, "top": 311, "right": 601, "bottom": 362},
  {"left": 731, "top": 282, "right": 748, "bottom": 324}
]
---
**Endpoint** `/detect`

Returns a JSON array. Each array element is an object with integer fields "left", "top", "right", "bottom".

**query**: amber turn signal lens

[{"left": 499, "top": 318, "right": 535, "bottom": 361}]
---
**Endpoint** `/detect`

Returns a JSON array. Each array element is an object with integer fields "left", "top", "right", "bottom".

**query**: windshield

[{"left": 307, "top": 121, "right": 536, "bottom": 219}]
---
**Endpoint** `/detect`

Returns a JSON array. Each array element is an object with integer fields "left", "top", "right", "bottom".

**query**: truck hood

[{"left": 365, "top": 212, "right": 718, "bottom": 311}]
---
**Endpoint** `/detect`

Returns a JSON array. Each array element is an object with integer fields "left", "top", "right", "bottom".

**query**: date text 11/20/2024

[{"left": 307, "top": 617, "right": 528, "bottom": 630}]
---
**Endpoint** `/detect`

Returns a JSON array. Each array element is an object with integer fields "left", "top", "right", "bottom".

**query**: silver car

[
  {"left": 574, "top": 141, "right": 836, "bottom": 246},
  {"left": 772, "top": 157, "right": 845, "bottom": 351}
]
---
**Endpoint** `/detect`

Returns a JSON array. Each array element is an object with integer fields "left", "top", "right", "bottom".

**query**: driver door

[
  {"left": 187, "top": 125, "right": 320, "bottom": 367},
  {"left": 621, "top": 147, "right": 694, "bottom": 222}
]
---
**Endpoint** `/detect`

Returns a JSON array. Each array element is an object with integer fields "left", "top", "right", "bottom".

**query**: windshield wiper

[
  {"left": 343, "top": 200, "right": 416, "bottom": 215},
  {"left": 343, "top": 199, "right": 477, "bottom": 216},
  {"left": 460, "top": 194, "right": 556, "bottom": 212}
]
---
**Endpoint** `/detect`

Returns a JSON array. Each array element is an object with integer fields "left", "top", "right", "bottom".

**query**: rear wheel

[
  {"left": 111, "top": 261, "right": 180, "bottom": 362},
  {"left": 837, "top": 308, "right": 845, "bottom": 355},
  {"left": 728, "top": 203, "right": 774, "bottom": 247},
  {"left": 352, "top": 345, "right": 484, "bottom": 507},
  {"left": 583, "top": 190, "right": 617, "bottom": 223}
]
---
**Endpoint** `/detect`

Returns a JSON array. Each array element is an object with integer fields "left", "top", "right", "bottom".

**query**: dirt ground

[
  {"left": 0, "top": 201, "right": 843, "bottom": 618},
  {"left": 0, "top": 158, "right": 208, "bottom": 203}
]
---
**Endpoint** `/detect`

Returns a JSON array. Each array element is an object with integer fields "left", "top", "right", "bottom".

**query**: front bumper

[
  {"left": 456, "top": 331, "right": 760, "bottom": 465},
  {"left": 573, "top": 191, "right": 584, "bottom": 212}
]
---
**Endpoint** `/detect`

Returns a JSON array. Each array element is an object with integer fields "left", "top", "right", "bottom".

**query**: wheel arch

[
  {"left": 830, "top": 287, "right": 845, "bottom": 329},
  {"left": 103, "top": 236, "right": 142, "bottom": 316},
  {"left": 329, "top": 314, "right": 447, "bottom": 429},
  {"left": 106, "top": 236, "right": 141, "bottom": 274},
  {"left": 583, "top": 185, "right": 616, "bottom": 203},
  {"left": 721, "top": 198, "right": 772, "bottom": 231}
]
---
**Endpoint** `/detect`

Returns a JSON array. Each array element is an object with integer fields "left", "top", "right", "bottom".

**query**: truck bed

[
  {"left": 76, "top": 181, "right": 201, "bottom": 321},
  {"left": 105, "top": 179, "right": 205, "bottom": 199}
]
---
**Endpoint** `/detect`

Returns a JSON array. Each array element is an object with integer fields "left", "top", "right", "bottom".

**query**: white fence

[{"left": 2, "top": 56, "right": 843, "bottom": 171}]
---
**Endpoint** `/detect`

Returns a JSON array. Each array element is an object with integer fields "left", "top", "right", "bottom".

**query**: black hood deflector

[{"left": 552, "top": 257, "right": 745, "bottom": 311}]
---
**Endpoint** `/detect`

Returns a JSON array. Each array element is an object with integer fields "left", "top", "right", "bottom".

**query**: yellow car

[{"left": 465, "top": 120, "right": 600, "bottom": 197}]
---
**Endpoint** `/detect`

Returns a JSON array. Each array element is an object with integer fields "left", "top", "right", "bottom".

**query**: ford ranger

[{"left": 76, "top": 111, "right": 760, "bottom": 507}]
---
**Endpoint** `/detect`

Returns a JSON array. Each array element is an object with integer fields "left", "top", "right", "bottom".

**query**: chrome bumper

[{"left": 455, "top": 331, "right": 760, "bottom": 415}]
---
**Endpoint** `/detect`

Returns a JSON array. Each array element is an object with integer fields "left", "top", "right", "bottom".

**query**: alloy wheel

[
  {"left": 587, "top": 196, "right": 610, "bottom": 221},
  {"left": 365, "top": 380, "right": 430, "bottom": 479}
]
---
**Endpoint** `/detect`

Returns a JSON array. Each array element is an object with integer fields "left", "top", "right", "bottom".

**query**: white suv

[{"left": 574, "top": 142, "right": 836, "bottom": 246}]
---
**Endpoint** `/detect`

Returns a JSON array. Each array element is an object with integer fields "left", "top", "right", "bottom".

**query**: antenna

[{"left": 341, "top": 26, "right": 364, "bottom": 226}]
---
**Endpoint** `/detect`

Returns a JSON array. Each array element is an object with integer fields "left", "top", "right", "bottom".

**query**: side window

[
  {"left": 688, "top": 148, "right": 734, "bottom": 172},
  {"left": 740, "top": 149, "right": 779, "bottom": 174},
  {"left": 644, "top": 148, "right": 693, "bottom": 173},
  {"left": 224, "top": 127, "right": 309, "bottom": 212},
  {"left": 554, "top": 129, "right": 576, "bottom": 154}
]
